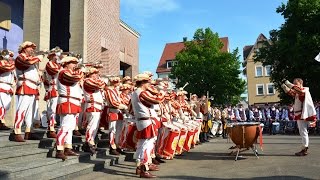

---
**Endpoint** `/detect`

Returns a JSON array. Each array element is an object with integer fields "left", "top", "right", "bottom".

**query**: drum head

[{"left": 227, "top": 122, "right": 260, "bottom": 127}]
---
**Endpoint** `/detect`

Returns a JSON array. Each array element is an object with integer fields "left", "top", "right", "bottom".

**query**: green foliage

[
  {"left": 255, "top": 0, "right": 320, "bottom": 104},
  {"left": 170, "top": 28, "right": 246, "bottom": 105}
]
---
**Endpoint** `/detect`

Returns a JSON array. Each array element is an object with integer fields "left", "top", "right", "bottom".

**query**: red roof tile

[{"left": 156, "top": 37, "right": 229, "bottom": 74}]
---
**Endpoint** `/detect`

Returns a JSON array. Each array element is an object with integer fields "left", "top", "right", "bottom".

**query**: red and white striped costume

[
  {"left": 56, "top": 69, "right": 83, "bottom": 150},
  {"left": 120, "top": 92, "right": 131, "bottom": 107},
  {"left": 131, "top": 87, "right": 164, "bottom": 167},
  {"left": 282, "top": 80, "right": 316, "bottom": 148},
  {"left": 14, "top": 53, "right": 41, "bottom": 134},
  {"left": 118, "top": 88, "right": 134, "bottom": 149},
  {"left": 105, "top": 86, "right": 126, "bottom": 149},
  {"left": 45, "top": 61, "right": 61, "bottom": 131},
  {"left": 83, "top": 77, "right": 105, "bottom": 145},
  {"left": 0, "top": 60, "right": 15, "bottom": 125}
]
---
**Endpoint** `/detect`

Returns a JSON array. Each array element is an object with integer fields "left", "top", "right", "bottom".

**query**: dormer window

[{"left": 166, "top": 60, "right": 177, "bottom": 69}]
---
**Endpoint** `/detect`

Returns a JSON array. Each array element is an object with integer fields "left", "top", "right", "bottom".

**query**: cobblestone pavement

[{"left": 78, "top": 135, "right": 320, "bottom": 180}]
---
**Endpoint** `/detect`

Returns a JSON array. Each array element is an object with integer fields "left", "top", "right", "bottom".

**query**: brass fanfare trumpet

[{"left": 0, "top": 49, "right": 12, "bottom": 61}]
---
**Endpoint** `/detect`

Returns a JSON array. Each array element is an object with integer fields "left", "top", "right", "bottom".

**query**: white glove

[
  {"left": 164, "top": 113, "right": 171, "bottom": 121},
  {"left": 284, "top": 80, "right": 294, "bottom": 88},
  {"left": 118, "top": 104, "right": 128, "bottom": 110},
  {"left": 281, "top": 84, "right": 290, "bottom": 93}
]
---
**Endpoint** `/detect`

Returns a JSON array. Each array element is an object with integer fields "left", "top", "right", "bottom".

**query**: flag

[{"left": 314, "top": 52, "right": 320, "bottom": 62}]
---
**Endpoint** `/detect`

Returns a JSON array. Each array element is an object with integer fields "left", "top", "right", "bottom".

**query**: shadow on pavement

[
  {"left": 158, "top": 175, "right": 313, "bottom": 180},
  {"left": 99, "top": 164, "right": 138, "bottom": 178},
  {"left": 175, "top": 152, "right": 241, "bottom": 161},
  {"left": 0, "top": 171, "right": 9, "bottom": 180},
  {"left": 174, "top": 151, "right": 298, "bottom": 161}
]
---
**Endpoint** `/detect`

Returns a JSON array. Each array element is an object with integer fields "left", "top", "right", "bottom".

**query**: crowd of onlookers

[{"left": 205, "top": 102, "right": 320, "bottom": 137}]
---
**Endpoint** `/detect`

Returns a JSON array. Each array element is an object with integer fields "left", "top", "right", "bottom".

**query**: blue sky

[{"left": 120, "top": 0, "right": 287, "bottom": 76}]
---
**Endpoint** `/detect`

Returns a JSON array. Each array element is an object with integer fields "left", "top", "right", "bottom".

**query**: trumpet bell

[{"left": 1, "top": 49, "right": 9, "bottom": 57}]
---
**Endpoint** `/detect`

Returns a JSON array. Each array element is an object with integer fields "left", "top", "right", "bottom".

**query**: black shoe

[
  {"left": 109, "top": 149, "right": 120, "bottom": 155},
  {"left": 0, "top": 123, "right": 10, "bottom": 130},
  {"left": 116, "top": 148, "right": 126, "bottom": 155},
  {"left": 82, "top": 142, "right": 96, "bottom": 155},
  {"left": 196, "top": 141, "right": 202, "bottom": 145},
  {"left": 295, "top": 147, "right": 308, "bottom": 156},
  {"left": 155, "top": 156, "right": 166, "bottom": 163},
  {"left": 97, "top": 129, "right": 106, "bottom": 134}
]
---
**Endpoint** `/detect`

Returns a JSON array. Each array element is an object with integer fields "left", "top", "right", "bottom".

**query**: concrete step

[
  {"left": 0, "top": 147, "right": 48, "bottom": 162},
  {"left": 97, "top": 139, "right": 110, "bottom": 148},
  {"left": 39, "top": 136, "right": 84, "bottom": 149},
  {"left": 14, "top": 150, "right": 126, "bottom": 180},
  {"left": 17, "top": 162, "right": 99, "bottom": 180},
  {"left": 0, "top": 140, "right": 39, "bottom": 151},
  {"left": 1, "top": 155, "right": 83, "bottom": 179},
  {"left": 39, "top": 137, "right": 110, "bottom": 152},
  {"left": 0, "top": 148, "right": 49, "bottom": 165}
]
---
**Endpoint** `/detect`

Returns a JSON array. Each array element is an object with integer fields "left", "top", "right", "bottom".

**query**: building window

[
  {"left": 0, "top": 2, "right": 12, "bottom": 31},
  {"left": 256, "top": 84, "right": 264, "bottom": 95},
  {"left": 166, "top": 60, "right": 177, "bottom": 69},
  {"left": 255, "top": 66, "right": 263, "bottom": 77},
  {"left": 267, "top": 83, "right": 275, "bottom": 95},
  {"left": 265, "top": 65, "right": 271, "bottom": 76}
]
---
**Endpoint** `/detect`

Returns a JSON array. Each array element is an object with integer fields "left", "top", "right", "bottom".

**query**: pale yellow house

[{"left": 243, "top": 34, "right": 280, "bottom": 105}]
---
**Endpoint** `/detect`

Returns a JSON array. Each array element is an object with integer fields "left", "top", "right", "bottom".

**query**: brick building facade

[{"left": 0, "top": 0, "right": 140, "bottom": 126}]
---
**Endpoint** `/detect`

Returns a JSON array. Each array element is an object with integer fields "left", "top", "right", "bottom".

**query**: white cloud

[{"left": 121, "top": 0, "right": 180, "bottom": 18}]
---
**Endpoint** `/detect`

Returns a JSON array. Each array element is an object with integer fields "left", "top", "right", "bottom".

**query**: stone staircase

[{"left": 0, "top": 129, "right": 132, "bottom": 180}]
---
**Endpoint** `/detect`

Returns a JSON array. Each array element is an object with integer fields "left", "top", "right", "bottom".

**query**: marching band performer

[
  {"left": 221, "top": 106, "right": 228, "bottom": 138},
  {"left": 227, "top": 105, "right": 235, "bottom": 122},
  {"left": 199, "top": 95, "right": 209, "bottom": 143},
  {"left": 253, "top": 106, "right": 263, "bottom": 122},
  {"left": 120, "top": 83, "right": 131, "bottom": 107},
  {"left": 281, "top": 78, "right": 317, "bottom": 156},
  {"left": 118, "top": 83, "right": 133, "bottom": 149},
  {"left": 105, "top": 76, "right": 128, "bottom": 155},
  {"left": 236, "top": 104, "right": 247, "bottom": 122},
  {"left": 44, "top": 47, "right": 63, "bottom": 138},
  {"left": 213, "top": 106, "right": 222, "bottom": 137},
  {"left": 270, "top": 105, "right": 279, "bottom": 121},
  {"left": 82, "top": 67, "right": 105, "bottom": 155},
  {"left": 55, "top": 56, "right": 83, "bottom": 160},
  {"left": 0, "top": 49, "right": 15, "bottom": 130},
  {"left": 122, "top": 76, "right": 132, "bottom": 85},
  {"left": 315, "top": 102, "right": 320, "bottom": 121},
  {"left": 149, "top": 81, "right": 167, "bottom": 165},
  {"left": 10, "top": 41, "right": 42, "bottom": 142},
  {"left": 131, "top": 73, "right": 165, "bottom": 178}
]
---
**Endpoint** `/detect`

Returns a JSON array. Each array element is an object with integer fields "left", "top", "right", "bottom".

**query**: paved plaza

[{"left": 78, "top": 135, "right": 320, "bottom": 180}]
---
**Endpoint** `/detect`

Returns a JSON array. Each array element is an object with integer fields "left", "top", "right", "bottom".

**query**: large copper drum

[{"left": 227, "top": 122, "right": 261, "bottom": 148}]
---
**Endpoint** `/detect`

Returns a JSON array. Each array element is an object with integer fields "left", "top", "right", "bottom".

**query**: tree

[
  {"left": 255, "top": 0, "right": 320, "bottom": 104},
  {"left": 170, "top": 28, "right": 246, "bottom": 105}
]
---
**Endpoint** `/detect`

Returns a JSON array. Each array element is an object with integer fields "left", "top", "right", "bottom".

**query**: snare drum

[
  {"left": 227, "top": 122, "right": 261, "bottom": 148},
  {"left": 210, "top": 121, "right": 219, "bottom": 136},
  {"left": 161, "top": 125, "right": 180, "bottom": 159},
  {"left": 173, "top": 122, "right": 188, "bottom": 155},
  {"left": 183, "top": 126, "right": 195, "bottom": 152}
]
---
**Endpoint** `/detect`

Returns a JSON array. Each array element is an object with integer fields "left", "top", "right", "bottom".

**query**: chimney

[{"left": 183, "top": 37, "right": 187, "bottom": 42}]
